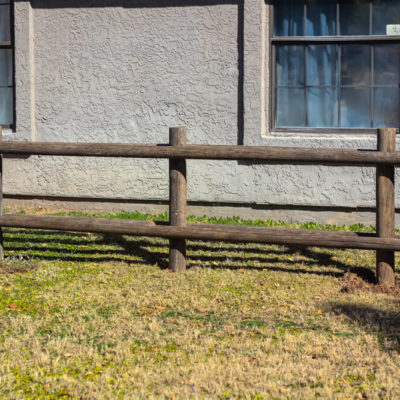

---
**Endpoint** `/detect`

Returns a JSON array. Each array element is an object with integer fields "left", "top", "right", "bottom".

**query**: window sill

[
  {"left": 258, "top": 130, "right": 386, "bottom": 150},
  {"left": 1, "top": 127, "right": 14, "bottom": 139},
  {"left": 267, "top": 130, "right": 378, "bottom": 138}
]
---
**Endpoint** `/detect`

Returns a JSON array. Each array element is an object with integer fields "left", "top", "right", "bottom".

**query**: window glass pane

[
  {"left": 0, "top": 5, "right": 10, "bottom": 43},
  {"left": 373, "top": 88, "right": 400, "bottom": 127},
  {"left": 308, "top": 88, "right": 338, "bottom": 127},
  {"left": 373, "top": 0, "right": 400, "bottom": 35},
  {"left": 341, "top": 45, "right": 371, "bottom": 85},
  {"left": 0, "top": 49, "right": 12, "bottom": 87},
  {"left": 308, "top": 45, "right": 338, "bottom": 85},
  {"left": 306, "top": 0, "right": 337, "bottom": 36},
  {"left": 276, "top": 45, "right": 305, "bottom": 86},
  {"left": 0, "top": 87, "right": 12, "bottom": 125},
  {"left": 374, "top": 44, "right": 400, "bottom": 85},
  {"left": 276, "top": 88, "right": 306, "bottom": 127},
  {"left": 340, "top": 88, "right": 371, "bottom": 127},
  {"left": 339, "top": 0, "right": 370, "bottom": 35},
  {"left": 274, "top": 0, "right": 304, "bottom": 36}
]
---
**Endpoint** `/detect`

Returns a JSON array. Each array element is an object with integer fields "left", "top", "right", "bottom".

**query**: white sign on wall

[{"left": 387, "top": 24, "right": 400, "bottom": 35}]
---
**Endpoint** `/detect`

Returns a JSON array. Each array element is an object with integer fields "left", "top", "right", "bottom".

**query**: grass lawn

[{"left": 0, "top": 210, "right": 399, "bottom": 399}]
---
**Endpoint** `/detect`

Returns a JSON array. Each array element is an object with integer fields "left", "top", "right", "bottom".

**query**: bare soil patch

[{"left": 341, "top": 271, "right": 400, "bottom": 296}]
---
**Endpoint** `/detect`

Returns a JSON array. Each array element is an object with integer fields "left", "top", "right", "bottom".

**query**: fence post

[
  {"left": 169, "top": 127, "right": 187, "bottom": 272},
  {"left": 376, "top": 128, "right": 396, "bottom": 287}
]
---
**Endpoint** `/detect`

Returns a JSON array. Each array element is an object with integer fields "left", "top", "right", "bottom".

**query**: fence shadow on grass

[
  {"left": 1, "top": 228, "right": 376, "bottom": 279},
  {"left": 325, "top": 301, "right": 400, "bottom": 352},
  {"left": 4, "top": 230, "right": 169, "bottom": 266}
]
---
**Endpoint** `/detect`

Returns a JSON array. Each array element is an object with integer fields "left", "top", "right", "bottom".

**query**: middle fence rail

[{"left": 0, "top": 127, "right": 398, "bottom": 285}]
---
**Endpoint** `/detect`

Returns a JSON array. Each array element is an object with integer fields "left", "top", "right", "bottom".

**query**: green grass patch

[{"left": 24, "top": 207, "right": 377, "bottom": 233}]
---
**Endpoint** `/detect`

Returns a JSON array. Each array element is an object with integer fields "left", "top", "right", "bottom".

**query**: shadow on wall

[{"left": 21, "top": 0, "right": 245, "bottom": 145}]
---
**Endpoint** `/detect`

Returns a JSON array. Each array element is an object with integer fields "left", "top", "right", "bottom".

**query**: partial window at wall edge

[{"left": 0, "top": 1, "right": 13, "bottom": 128}]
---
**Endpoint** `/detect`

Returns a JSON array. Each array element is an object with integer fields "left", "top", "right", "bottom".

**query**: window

[
  {"left": 0, "top": 1, "right": 12, "bottom": 126},
  {"left": 272, "top": 0, "right": 400, "bottom": 131}
]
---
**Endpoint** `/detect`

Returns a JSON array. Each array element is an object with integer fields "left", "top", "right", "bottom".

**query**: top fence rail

[{"left": 0, "top": 141, "right": 399, "bottom": 165}]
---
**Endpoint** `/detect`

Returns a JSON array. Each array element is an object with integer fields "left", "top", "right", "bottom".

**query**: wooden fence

[{"left": 0, "top": 127, "right": 398, "bottom": 287}]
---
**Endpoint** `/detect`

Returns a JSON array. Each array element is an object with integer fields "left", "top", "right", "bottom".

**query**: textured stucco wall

[{"left": 5, "top": 1, "right": 400, "bottom": 224}]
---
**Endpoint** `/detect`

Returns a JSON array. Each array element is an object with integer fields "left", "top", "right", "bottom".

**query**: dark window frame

[{"left": 270, "top": 0, "right": 400, "bottom": 134}]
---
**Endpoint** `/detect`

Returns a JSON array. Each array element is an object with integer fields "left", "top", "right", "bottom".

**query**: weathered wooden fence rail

[{"left": 0, "top": 127, "right": 398, "bottom": 286}]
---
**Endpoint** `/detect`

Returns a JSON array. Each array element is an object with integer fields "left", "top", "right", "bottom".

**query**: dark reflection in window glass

[
  {"left": 0, "top": 5, "right": 10, "bottom": 43},
  {"left": 0, "top": 87, "right": 12, "bottom": 125},
  {"left": 276, "top": 88, "right": 306, "bottom": 127},
  {"left": 374, "top": 44, "right": 400, "bottom": 85},
  {"left": 341, "top": 45, "right": 371, "bottom": 85},
  {"left": 306, "top": 0, "right": 337, "bottom": 36},
  {"left": 308, "top": 45, "right": 338, "bottom": 85},
  {"left": 340, "top": 88, "right": 371, "bottom": 127},
  {"left": 339, "top": 0, "right": 370, "bottom": 35},
  {"left": 274, "top": 0, "right": 304, "bottom": 36},
  {"left": 373, "top": 0, "right": 400, "bottom": 35},
  {"left": 373, "top": 88, "right": 400, "bottom": 128},
  {"left": 276, "top": 45, "right": 305, "bottom": 86},
  {"left": 308, "top": 88, "right": 338, "bottom": 127},
  {"left": 0, "top": 49, "right": 12, "bottom": 87}
]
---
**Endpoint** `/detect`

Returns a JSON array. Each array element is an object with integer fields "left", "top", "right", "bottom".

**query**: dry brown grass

[{"left": 0, "top": 228, "right": 399, "bottom": 399}]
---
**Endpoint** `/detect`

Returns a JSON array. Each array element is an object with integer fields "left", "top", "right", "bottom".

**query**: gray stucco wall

[{"left": 6, "top": 1, "right": 400, "bottom": 224}]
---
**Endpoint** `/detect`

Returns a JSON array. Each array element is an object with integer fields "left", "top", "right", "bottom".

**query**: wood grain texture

[
  {"left": 1, "top": 214, "right": 400, "bottom": 251},
  {"left": 376, "top": 128, "right": 396, "bottom": 287},
  {"left": 1, "top": 141, "right": 400, "bottom": 164},
  {"left": 169, "top": 127, "right": 187, "bottom": 272}
]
